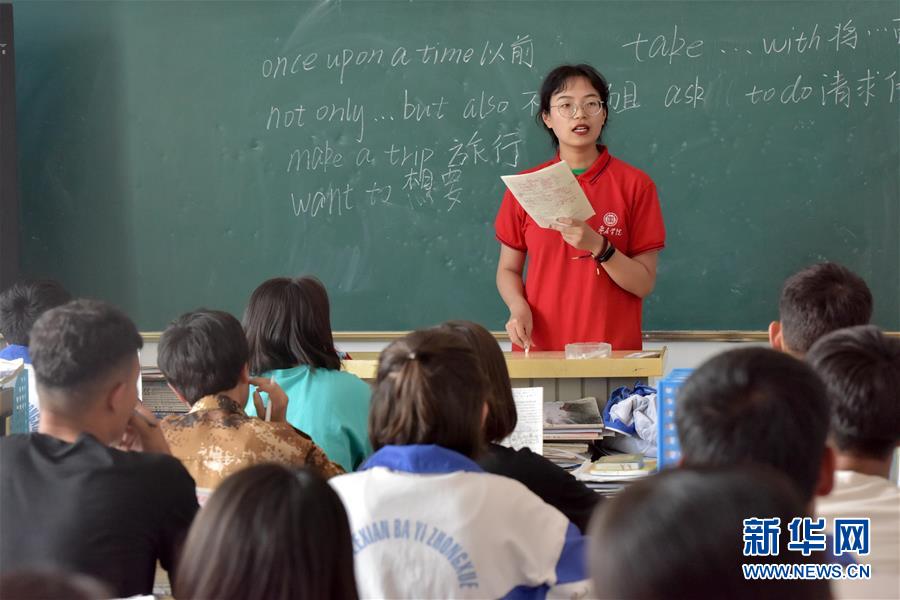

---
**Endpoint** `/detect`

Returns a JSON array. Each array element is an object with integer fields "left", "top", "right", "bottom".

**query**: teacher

[{"left": 495, "top": 64, "right": 666, "bottom": 352}]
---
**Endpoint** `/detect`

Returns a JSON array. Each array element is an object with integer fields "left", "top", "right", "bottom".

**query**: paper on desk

[
  {"left": 499, "top": 387, "right": 543, "bottom": 455},
  {"left": 501, "top": 160, "right": 595, "bottom": 228}
]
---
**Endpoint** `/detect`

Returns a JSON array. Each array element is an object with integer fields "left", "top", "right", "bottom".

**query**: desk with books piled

[{"left": 506, "top": 350, "right": 666, "bottom": 497}]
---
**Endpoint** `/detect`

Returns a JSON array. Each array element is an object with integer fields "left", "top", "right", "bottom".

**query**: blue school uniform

[
  {"left": 330, "top": 444, "right": 591, "bottom": 599},
  {"left": 0, "top": 344, "right": 30, "bottom": 363}
]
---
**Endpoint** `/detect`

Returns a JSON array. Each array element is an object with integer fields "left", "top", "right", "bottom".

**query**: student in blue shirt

[
  {"left": 0, "top": 279, "right": 71, "bottom": 363},
  {"left": 243, "top": 276, "right": 371, "bottom": 471}
]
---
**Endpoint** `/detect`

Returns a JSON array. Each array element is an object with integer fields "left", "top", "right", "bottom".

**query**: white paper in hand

[{"left": 501, "top": 160, "right": 595, "bottom": 228}]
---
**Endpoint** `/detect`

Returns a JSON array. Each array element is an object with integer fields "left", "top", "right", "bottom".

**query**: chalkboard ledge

[
  {"left": 325, "top": 330, "right": 775, "bottom": 342},
  {"left": 135, "top": 330, "right": 782, "bottom": 343}
]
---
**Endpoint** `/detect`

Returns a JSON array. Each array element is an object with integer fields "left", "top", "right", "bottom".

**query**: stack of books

[
  {"left": 573, "top": 453, "right": 657, "bottom": 497},
  {"left": 542, "top": 397, "right": 609, "bottom": 470}
]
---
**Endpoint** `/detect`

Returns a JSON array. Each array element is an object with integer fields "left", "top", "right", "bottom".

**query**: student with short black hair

[
  {"left": 676, "top": 347, "right": 833, "bottom": 504},
  {"left": 808, "top": 325, "right": 900, "bottom": 599},
  {"left": 0, "top": 279, "right": 71, "bottom": 363},
  {"left": 0, "top": 300, "right": 198, "bottom": 598},
  {"left": 769, "top": 262, "right": 873, "bottom": 356},
  {"left": 330, "top": 329, "right": 590, "bottom": 599},
  {"left": 243, "top": 276, "right": 371, "bottom": 471},
  {"left": 675, "top": 347, "right": 861, "bottom": 569},
  {"left": 176, "top": 464, "right": 358, "bottom": 600},
  {"left": 158, "top": 309, "right": 343, "bottom": 499},
  {"left": 589, "top": 467, "right": 832, "bottom": 600},
  {"left": 440, "top": 320, "right": 599, "bottom": 532}
]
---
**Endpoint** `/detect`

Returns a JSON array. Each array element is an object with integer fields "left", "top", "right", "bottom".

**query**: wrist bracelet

[{"left": 594, "top": 240, "right": 615, "bottom": 264}]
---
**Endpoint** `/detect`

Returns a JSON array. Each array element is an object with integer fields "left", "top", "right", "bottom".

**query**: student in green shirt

[{"left": 243, "top": 276, "right": 372, "bottom": 471}]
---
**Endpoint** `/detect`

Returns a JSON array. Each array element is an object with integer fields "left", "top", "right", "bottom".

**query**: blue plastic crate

[
  {"left": 10, "top": 369, "right": 30, "bottom": 434},
  {"left": 657, "top": 368, "right": 693, "bottom": 470}
]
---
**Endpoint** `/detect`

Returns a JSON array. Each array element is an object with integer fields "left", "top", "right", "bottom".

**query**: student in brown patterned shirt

[{"left": 158, "top": 309, "right": 343, "bottom": 500}]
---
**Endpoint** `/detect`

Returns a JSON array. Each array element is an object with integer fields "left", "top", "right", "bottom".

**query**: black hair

[
  {"left": 176, "top": 464, "right": 358, "bottom": 600},
  {"left": 779, "top": 262, "right": 873, "bottom": 354},
  {"left": 0, "top": 279, "right": 71, "bottom": 346},
  {"left": 589, "top": 466, "right": 832, "bottom": 600},
  {"left": 243, "top": 276, "right": 341, "bottom": 374},
  {"left": 158, "top": 309, "right": 249, "bottom": 405},
  {"left": 807, "top": 325, "right": 900, "bottom": 460},
  {"left": 538, "top": 64, "right": 610, "bottom": 148},
  {"left": 370, "top": 328, "right": 486, "bottom": 458},
  {"left": 29, "top": 299, "right": 143, "bottom": 400},
  {"left": 439, "top": 320, "right": 517, "bottom": 442},
  {"left": 676, "top": 347, "right": 829, "bottom": 502}
]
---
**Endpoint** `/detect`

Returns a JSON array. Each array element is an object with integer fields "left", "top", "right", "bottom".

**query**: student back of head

[
  {"left": 0, "top": 279, "right": 71, "bottom": 363},
  {"left": 243, "top": 276, "right": 371, "bottom": 471},
  {"left": 769, "top": 262, "right": 873, "bottom": 356},
  {"left": 329, "top": 329, "right": 590, "bottom": 599},
  {"left": 176, "top": 464, "right": 358, "bottom": 600},
  {"left": 440, "top": 320, "right": 599, "bottom": 532},
  {"left": 676, "top": 347, "right": 833, "bottom": 508},
  {"left": 158, "top": 309, "right": 343, "bottom": 500},
  {"left": 808, "top": 325, "right": 900, "bottom": 599},
  {"left": 0, "top": 299, "right": 198, "bottom": 597},
  {"left": 674, "top": 347, "right": 863, "bottom": 569},
  {"left": 590, "top": 467, "right": 832, "bottom": 600}
]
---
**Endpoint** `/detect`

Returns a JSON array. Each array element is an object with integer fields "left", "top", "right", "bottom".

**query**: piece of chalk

[{"left": 264, "top": 377, "right": 275, "bottom": 421}]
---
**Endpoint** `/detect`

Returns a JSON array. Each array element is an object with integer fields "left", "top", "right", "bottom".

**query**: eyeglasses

[{"left": 550, "top": 100, "right": 605, "bottom": 118}]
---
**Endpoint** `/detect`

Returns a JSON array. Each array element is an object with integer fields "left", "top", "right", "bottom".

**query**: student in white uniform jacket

[
  {"left": 329, "top": 329, "right": 591, "bottom": 600},
  {"left": 808, "top": 326, "right": 900, "bottom": 600}
]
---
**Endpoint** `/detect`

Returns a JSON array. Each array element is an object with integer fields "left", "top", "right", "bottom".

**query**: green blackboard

[{"left": 13, "top": 1, "right": 900, "bottom": 331}]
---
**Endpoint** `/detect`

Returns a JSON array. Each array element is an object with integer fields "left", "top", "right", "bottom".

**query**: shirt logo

[{"left": 603, "top": 212, "right": 619, "bottom": 227}]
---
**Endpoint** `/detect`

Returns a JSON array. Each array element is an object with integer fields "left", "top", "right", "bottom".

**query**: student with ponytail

[{"left": 328, "top": 329, "right": 590, "bottom": 599}]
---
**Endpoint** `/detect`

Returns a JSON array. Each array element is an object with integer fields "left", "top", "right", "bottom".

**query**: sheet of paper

[
  {"left": 501, "top": 160, "right": 595, "bottom": 228},
  {"left": 27, "top": 365, "right": 40, "bottom": 432},
  {"left": 499, "top": 387, "right": 543, "bottom": 455}
]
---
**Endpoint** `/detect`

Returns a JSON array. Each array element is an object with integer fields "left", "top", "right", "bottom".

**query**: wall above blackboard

[{"left": 15, "top": 1, "right": 899, "bottom": 331}]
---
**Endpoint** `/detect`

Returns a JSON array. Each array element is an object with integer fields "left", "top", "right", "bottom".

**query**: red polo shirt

[{"left": 494, "top": 146, "right": 665, "bottom": 351}]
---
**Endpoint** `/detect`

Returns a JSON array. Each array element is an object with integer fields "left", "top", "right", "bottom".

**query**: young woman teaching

[{"left": 495, "top": 64, "right": 666, "bottom": 351}]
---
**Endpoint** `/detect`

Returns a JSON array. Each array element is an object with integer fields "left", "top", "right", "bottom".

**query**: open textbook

[{"left": 501, "top": 160, "right": 595, "bottom": 228}]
